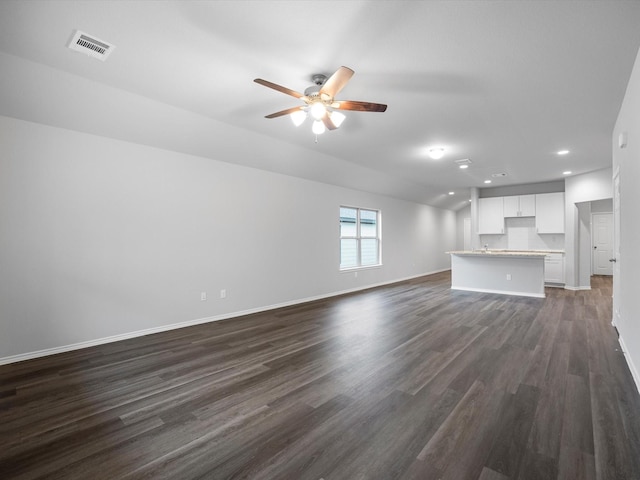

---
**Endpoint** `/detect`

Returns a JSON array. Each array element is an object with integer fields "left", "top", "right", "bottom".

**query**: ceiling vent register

[{"left": 67, "top": 30, "right": 115, "bottom": 61}]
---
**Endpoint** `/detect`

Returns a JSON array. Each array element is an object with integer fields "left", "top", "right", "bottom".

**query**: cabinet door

[
  {"left": 544, "top": 253, "right": 565, "bottom": 283},
  {"left": 536, "top": 192, "right": 565, "bottom": 233},
  {"left": 519, "top": 194, "right": 536, "bottom": 216},
  {"left": 503, "top": 195, "right": 536, "bottom": 217},
  {"left": 478, "top": 197, "right": 505, "bottom": 234},
  {"left": 503, "top": 196, "right": 520, "bottom": 217}
]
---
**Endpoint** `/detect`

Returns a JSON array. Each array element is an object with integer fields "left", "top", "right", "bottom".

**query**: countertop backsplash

[{"left": 480, "top": 217, "right": 565, "bottom": 252}]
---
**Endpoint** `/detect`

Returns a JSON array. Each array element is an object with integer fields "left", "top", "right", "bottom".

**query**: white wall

[
  {"left": 576, "top": 202, "right": 593, "bottom": 288},
  {"left": 456, "top": 204, "right": 471, "bottom": 250},
  {"left": 613, "top": 46, "right": 640, "bottom": 389},
  {"left": 0, "top": 116, "right": 456, "bottom": 362},
  {"left": 564, "top": 168, "right": 612, "bottom": 289},
  {"left": 591, "top": 198, "right": 613, "bottom": 213}
]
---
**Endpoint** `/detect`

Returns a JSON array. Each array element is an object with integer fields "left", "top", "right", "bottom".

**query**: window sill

[{"left": 339, "top": 264, "right": 382, "bottom": 273}]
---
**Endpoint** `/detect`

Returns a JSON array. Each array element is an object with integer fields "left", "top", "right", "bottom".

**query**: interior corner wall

[
  {"left": 0, "top": 116, "right": 456, "bottom": 362},
  {"left": 470, "top": 187, "right": 480, "bottom": 251},
  {"left": 563, "top": 168, "right": 612, "bottom": 289},
  {"left": 613, "top": 45, "right": 640, "bottom": 391},
  {"left": 455, "top": 204, "right": 471, "bottom": 250},
  {"left": 577, "top": 202, "right": 592, "bottom": 287}
]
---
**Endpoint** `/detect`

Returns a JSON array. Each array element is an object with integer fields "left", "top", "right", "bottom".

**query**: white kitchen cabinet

[
  {"left": 478, "top": 197, "right": 505, "bottom": 234},
  {"left": 503, "top": 196, "right": 518, "bottom": 217},
  {"left": 544, "top": 253, "right": 565, "bottom": 284},
  {"left": 503, "top": 194, "right": 536, "bottom": 217},
  {"left": 535, "top": 192, "right": 565, "bottom": 233}
]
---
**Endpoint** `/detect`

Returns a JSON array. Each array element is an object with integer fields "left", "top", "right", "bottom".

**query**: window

[{"left": 340, "top": 206, "right": 381, "bottom": 269}]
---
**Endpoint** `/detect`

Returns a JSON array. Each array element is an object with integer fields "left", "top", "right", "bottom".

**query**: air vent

[{"left": 67, "top": 30, "right": 115, "bottom": 61}]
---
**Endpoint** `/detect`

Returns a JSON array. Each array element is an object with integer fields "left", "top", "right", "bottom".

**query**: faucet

[{"left": 484, "top": 243, "right": 489, "bottom": 252}]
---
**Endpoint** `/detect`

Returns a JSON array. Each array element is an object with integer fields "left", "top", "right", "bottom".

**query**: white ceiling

[{"left": 1, "top": 0, "right": 639, "bottom": 211}]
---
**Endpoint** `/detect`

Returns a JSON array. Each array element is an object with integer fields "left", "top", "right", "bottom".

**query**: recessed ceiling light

[
  {"left": 563, "top": 171, "right": 572, "bottom": 175},
  {"left": 428, "top": 148, "right": 445, "bottom": 160},
  {"left": 557, "top": 150, "right": 570, "bottom": 155},
  {"left": 484, "top": 180, "right": 492, "bottom": 184},
  {"left": 448, "top": 191, "right": 455, "bottom": 195},
  {"left": 459, "top": 164, "right": 469, "bottom": 169}
]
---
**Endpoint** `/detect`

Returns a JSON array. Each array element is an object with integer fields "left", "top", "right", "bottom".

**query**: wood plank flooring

[{"left": 1, "top": 272, "right": 639, "bottom": 479}]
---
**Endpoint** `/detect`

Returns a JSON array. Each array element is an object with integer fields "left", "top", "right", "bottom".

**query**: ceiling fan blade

[
  {"left": 322, "top": 114, "right": 337, "bottom": 131},
  {"left": 319, "top": 66, "right": 354, "bottom": 100},
  {"left": 254, "top": 78, "right": 305, "bottom": 99},
  {"left": 265, "top": 106, "right": 304, "bottom": 119},
  {"left": 334, "top": 100, "right": 387, "bottom": 112}
]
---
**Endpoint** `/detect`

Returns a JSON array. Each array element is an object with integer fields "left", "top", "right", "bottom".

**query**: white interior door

[
  {"left": 592, "top": 212, "right": 613, "bottom": 275},
  {"left": 613, "top": 171, "right": 621, "bottom": 326}
]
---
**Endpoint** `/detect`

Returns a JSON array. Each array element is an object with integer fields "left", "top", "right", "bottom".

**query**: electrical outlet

[
  {"left": 354, "top": 271, "right": 358, "bottom": 278},
  {"left": 506, "top": 274, "right": 512, "bottom": 280},
  {"left": 220, "top": 289, "right": 226, "bottom": 299},
  {"left": 201, "top": 292, "right": 207, "bottom": 301}
]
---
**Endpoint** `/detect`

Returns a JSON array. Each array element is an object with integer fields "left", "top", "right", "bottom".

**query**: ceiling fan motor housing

[{"left": 304, "top": 74, "right": 327, "bottom": 98}]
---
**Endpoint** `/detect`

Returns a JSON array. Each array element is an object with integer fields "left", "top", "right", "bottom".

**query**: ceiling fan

[{"left": 254, "top": 66, "right": 387, "bottom": 135}]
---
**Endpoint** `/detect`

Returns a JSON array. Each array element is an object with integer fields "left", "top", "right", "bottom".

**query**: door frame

[{"left": 612, "top": 168, "right": 621, "bottom": 327}]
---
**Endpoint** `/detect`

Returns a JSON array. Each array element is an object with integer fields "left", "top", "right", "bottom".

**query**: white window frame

[{"left": 339, "top": 205, "right": 382, "bottom": 270}]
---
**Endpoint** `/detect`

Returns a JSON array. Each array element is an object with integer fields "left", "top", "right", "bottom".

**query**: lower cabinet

[{"left": 544, "top": 253, "right": 565, "bottom": 284}]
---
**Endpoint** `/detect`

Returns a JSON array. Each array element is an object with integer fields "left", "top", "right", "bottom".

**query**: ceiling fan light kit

[
  {"left": 312, "top": 120, "right": 325, "bottom": 135},
  {"left": 330, "top": 111, "right": 346, "bottom": 127},
  {"left": 310, "top": 102, "right": 326, "bottom": 120},
  {"left": 290, "top": 110, "right": 306, "bottom": 126},
  {"left": 254, "top": 66, "right": 387, "bottom": 137}
]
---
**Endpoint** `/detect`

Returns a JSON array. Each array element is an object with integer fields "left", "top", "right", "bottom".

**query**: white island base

[{"left": 448, "top": 251, "right": 547, "bottom": 298}]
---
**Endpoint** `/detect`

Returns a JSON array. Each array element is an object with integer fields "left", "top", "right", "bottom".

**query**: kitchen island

[{"left": 447, "top": 250, "right": 548, "bottom": 298}]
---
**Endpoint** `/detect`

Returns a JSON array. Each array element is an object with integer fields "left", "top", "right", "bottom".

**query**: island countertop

[{"left": 447, "top": 250, "right": 549, "bottom": 258}]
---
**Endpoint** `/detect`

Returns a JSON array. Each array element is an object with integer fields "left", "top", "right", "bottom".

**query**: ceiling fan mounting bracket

[{"left": 311, "top": 74, "right": 327, "bottom": 86}]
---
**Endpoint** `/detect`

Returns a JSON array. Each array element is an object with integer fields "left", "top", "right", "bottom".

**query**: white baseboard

[
  {"left": 618, "top": 333, "right": 640, "bottom": 395},
  {"left": 563, "top": 285, "right": 592, "bottom": 291},
  {"left": 0, "top": 269, "right": 449, "bottom": 366},
  {"left": 450, "top": 286, "right": 545, "bottom": 298}
]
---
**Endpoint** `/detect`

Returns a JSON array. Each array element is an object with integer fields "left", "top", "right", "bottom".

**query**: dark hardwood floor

[{"left": 1, "top": 272, "right": 639, "bottom": 479}]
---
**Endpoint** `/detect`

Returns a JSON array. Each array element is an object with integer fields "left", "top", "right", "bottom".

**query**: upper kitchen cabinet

[
  {"left": 478, "top": 197, "right": 505, "bottom": 234},
  {"left": 535, "top": 192, "right": 565, "bottom": 233},
  {"left": 503, "top": 194, "right": 536, "bottom": 217}
]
